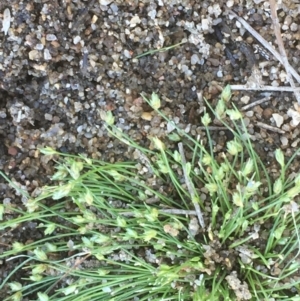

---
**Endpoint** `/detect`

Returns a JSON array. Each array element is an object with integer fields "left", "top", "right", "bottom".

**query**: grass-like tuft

[{"left": 1, "top": 86, "right": 300, "bottom": 301}]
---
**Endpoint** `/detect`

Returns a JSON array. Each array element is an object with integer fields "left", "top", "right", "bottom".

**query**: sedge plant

[{"left": 1, "top": 86, "right": 300, "bottom": 300}]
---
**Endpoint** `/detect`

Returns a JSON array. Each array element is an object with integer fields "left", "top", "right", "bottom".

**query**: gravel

[{"left": 1, "top": 0, "right": 300, "bottom": 294}]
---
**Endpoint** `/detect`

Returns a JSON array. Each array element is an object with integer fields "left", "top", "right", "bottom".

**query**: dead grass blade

[
  {"left": 269, "top": 0, "right": 300, "bottom": 103},
  {"left": 228, "top": 9, "right": 300, "bottom": 88}
]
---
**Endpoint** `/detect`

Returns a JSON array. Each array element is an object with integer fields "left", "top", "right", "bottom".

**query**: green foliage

[{"left": 1, "top": 86, "right": 300, "bottom": 301}]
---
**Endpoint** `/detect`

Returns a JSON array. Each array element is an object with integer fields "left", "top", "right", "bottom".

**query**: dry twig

[
  {"left": 228, "top": 10, "right": 300, "bottom": 85},
  {"left": 268, "top": 0, "right": 300, "bottom": 103},
  {"left": 178, "top": 142, "right": 205, "bottom": 228},
  {"left": 231, "top": 85, "right": 300, "bottom": 92},
  {"left": 241, "top": 96, "right": 271, "bottom": 111},
  {"left": 256, "top": 121, "right": 285, "bottom": 134}
]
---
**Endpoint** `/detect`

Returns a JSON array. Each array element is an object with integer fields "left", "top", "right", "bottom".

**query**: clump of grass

[{"left": 1, "top": 86, "right": 300, "bottom": 301}]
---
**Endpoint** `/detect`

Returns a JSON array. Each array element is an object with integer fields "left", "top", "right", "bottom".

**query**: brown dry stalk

[
  {"left": 269, "top": 0, "right": 300, "bottom": 103},
  {"left": 231, "top": 85, "right": 300, "bottom": 92},
  {"left": 256, "top": 121, "right": 285, "bottom": 134},
  {"left": 178, "top": 142, "right": 205, "bottom": 228},
  {"left": 240, "top": 96, "right": 271, "bottom": 111},
  {"left": 228, "top": 10, "right": 300, "bottom": 89}
]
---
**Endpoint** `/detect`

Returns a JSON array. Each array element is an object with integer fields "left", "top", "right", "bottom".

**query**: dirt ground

[{"left": 1, "top": 0, "right": 300, "bottom": 295}]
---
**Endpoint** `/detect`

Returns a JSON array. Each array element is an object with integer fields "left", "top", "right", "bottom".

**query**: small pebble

[
  {"left": 46, "top": 34, "right": 57, "bottom": 41},
  {"left": 100, "top": 0, "right": 113, "bottom": 5},
  {"left": 45, "top": 113, "right": 53, "bottom": 121},
  {"left": 130, "top": 15, "right": 141, "bottom": 27},
  {"left": 262, "top": 108, "right": 273, "bottom": 119},
  {"left": 280, "top": 136, "right": 288, "bottom": 146},
  {"left": 290, "top": 23, "right": 298, "bottom": 31},
  {"left": 28, "top": 50, "right": 42, "bottom": 60},
  {"left": 123, "top": 49, "right": 132, "bottom": 58},
  {"left": 191, "top": 54, "right": 200, "bottom": 65},
  {"left": 35, "top": 44, "right": 44, "bottom": 50},
  {"left": 217, "top": 70, "right": 223, "bottom": 77},
  {"left": 2, "top": 8, "right": 11, "bottom": 35},
  {"left": 272, "top": 113, "right": 284, "bottom": 127},
  {"left": 44, "top": 49, "right": 52, "bottom": 60},
  {"left": 73, "top": 36, "right": 81, "bottom": 45},
  {"left": 226, "top": 0, "right": 234, "bottom": 7},
  {"left": 8, "top": 147, "right": 18, "bottom": 156},
  {"left": 141, "top": 112, "right": 153, "bottom": 121},
  {"left": 241, "top": 95, "right": 250, "bottom": 104}
]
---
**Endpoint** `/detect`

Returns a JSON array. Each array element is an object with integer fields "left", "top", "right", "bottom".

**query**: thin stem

[{"left": 178, "top": 142, "right": 205, "bottom": 228}]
